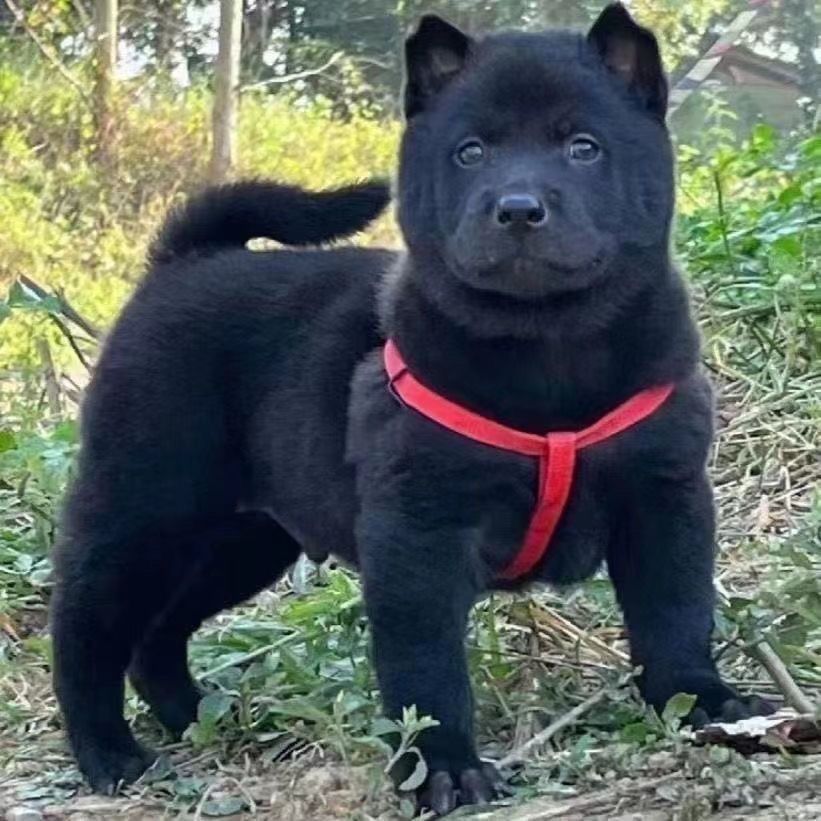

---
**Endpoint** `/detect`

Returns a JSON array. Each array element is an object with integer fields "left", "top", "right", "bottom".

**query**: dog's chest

[{"left": 348, "top": 351, "right": 654, "bottom": 586}]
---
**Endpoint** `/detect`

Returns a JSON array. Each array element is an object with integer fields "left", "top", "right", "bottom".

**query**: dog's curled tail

[{"left": 149, "top": 179, "right": 391, "bottom": 264}]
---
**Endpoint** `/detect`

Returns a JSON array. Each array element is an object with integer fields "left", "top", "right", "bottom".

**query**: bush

[{"left": 0, "top": 55, "right": 399, "bottom": 371}]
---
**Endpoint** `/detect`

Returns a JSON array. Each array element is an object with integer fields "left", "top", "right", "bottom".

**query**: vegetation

[
  {"left": 1, "top": 0, "right": 817, "bottom": 118},
  {"left": 0, "top": 8, "right": 819, "bottom": 820}
]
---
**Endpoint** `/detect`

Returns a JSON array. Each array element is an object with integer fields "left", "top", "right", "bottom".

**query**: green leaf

[
  {"left": 201, "top": 796, "right": 248, "bottom": 817},
  {"left": 7, "top": 280, "right": 62, "bottom": 313},
  {"left": 398, "top": 797, "right": 417, "bottom": 818},
  {"left": 172, "top": 776, "right": 207, "bottom": 801},
  {"left": 0, "top": 429, "right": 16, "bottom": 453},
  {"left": 0, "top": 301, "right": 10, "bottom": 324},
  {"left": 196, "top": 692, "right": 234, "bottom": 724},
  {"left": 777, "top": 183, "right": 803, "bottom": 207},
  {"left": 785, "top": 547, "right": 814, "bottom": 571},
  {"left": 620, "top": 721, "right": 651, "bottom": 744},
  {"left": 141, "top": 754, "right": 174, "bottom": 783},
  {"left": 661, "top": 692, "right": 697, "bottom": 726},
  {"left": 771, "top": 235, "right": 801, "bottom": 259},
  {"left": 750, "top": 123, "right": 776, "bottom": 153},
  {"left": 52, "top": 421, "right": 78, "bottom": 443},
  {"left": 800, "top": 135, "right": 821, "bottom": 161},
  {"left": 709, "top": 744, "right": 732, "bottom": 765},
  {"left": 19, "top": 784, "right": 62, "bottom": 800},
  {"left": 185, "top": 722, "right": 216, "bottom": 746},
  {"left": 397, "top": 748, "right": 428, "bottom": 792},
  {"left": 371, "top": 717, "right": 401, "bottom": 737},
  {"left": 265, "top": 697, "right": 333, "bottom": 724}
]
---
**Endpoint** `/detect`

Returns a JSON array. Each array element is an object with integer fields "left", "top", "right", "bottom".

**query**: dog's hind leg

[
  {"left": 51, "top": 511, "right": 298, "bottom": 794},
  {"left": 128, "top": 511, "right": 301, "bottom": 736}
]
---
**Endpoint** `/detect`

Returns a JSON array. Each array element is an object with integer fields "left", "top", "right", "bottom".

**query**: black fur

[
  {"left": 52, "top": 4, "right": 772, "bottom": 815},
  {"left": 149, "top": 179, "right": 390, "bottom": 264}
]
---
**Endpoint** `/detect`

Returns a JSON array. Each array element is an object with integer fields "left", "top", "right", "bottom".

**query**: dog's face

[{"left": 398, "top": 4, "right": 674, "bottom": 301}]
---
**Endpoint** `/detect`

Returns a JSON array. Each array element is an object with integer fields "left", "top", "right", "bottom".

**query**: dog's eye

[
  {"left": 568, "top": 136, "right": 601, "bottom": 163},
  {"left": 455, "top": 140, "right": 485, "bottom": 167}
]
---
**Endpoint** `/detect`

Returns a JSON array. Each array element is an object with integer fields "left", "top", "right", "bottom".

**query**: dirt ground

[{"left": 2, "top": 730, "right": 820, "bottom": 820}]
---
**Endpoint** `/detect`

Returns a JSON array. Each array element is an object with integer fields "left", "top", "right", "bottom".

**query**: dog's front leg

[
  {"left": 358, "top": 508, "right": 503, "bottom": 815},
  {"left": 608, "top": 472, "right": 774, "bottom": 725}
]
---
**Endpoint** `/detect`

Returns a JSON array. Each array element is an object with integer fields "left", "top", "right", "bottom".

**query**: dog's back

[{"left": 67, "top": 179, "right": 395, "bottom": 557}]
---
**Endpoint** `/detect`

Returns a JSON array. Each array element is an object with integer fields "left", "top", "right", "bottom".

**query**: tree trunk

[
  {"left": 242, "top": 1, "right": 279, "bottom": 81},
  {"left": 210, "top": 0, "right": 243, "bottom": 184},
  {"left": 285, "top": 1, "right": 297, "bottom": 77},
  {"left": 152, "top": 0, "right": 185, "bottom": 76},
  {"left": 93, "top": 0, "right": 118, "bottom": 164},
  {"left": 780, "top": 0, "right": 820, "bottom": 126}
]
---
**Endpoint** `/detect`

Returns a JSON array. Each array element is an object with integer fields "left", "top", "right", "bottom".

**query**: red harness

[{"left": 384, "top": 339, "right": 674, "bottom": 580}]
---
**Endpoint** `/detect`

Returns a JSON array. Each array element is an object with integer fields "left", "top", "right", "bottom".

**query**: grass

[{"left": 0, "top": 64, "right": 819, "bottom": 817}]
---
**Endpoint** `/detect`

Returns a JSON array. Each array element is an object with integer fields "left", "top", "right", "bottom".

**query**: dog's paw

[
  {"left": 77, "top": 740, "right": 158, "bottom": 795},
  {"left": 688, "top": 693, "right": 776, "bottom": 729},
  {"left": 414, "top": 762, "right": 509, "bottom": 817},
  {"left": 644, "top": 671, "right": 776, "bottom": 731}
]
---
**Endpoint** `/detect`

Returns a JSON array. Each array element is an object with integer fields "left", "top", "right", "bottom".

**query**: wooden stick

[
  {"left": 750, "top": 640, "right": 817, "bottom": 714},
  {"left": 36, "top": 338, "right": 61, "bottom": 416},
  {"left": 498, "top": 687, "right": 608, "bottom": 769}
]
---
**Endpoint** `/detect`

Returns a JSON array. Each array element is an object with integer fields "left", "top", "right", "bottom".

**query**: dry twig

[
  {"left": 36, "top": 338, "right": 61, "bottom": 416},
  {"left": 19, "top": 275, "right": 101, "bottom": 339},
  {"left": 750, "top": 640, "right": 817, "bottom": 715},
  {"left": 499, "top": 687, "right": 609, "bottom": 769}
]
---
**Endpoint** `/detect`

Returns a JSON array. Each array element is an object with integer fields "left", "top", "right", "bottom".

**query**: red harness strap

[{"left": 383, "top": 339, "right": 674, "bottom": 580}]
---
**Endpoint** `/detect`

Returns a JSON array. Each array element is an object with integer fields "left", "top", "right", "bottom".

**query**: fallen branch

[
  {"left": 498, "top": 687, "right": 608, "bottom": 769},
  {"left": 750, "top": 640, "right": 817, "bottom": 715}
]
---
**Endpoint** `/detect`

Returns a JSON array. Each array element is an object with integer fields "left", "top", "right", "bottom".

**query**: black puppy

[{"left": 52, "top": 4, "right": 772, "bottom": 816}]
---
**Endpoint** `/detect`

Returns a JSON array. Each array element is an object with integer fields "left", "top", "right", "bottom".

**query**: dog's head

[{"left": 398, "top": 3, "right": 673, "bottom": 302}]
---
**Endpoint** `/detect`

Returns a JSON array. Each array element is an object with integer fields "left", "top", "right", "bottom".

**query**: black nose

[{"left": 495, "top": 193, "right": 547, "bottom": 227}]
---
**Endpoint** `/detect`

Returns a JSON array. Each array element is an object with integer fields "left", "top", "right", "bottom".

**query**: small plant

[{"left": 373, "top": 707, "right": 441, "bottom": 789}]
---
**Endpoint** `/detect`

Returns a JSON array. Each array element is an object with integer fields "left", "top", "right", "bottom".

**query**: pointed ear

[
  {"left": 588, "top": 3, "right": 667, "bottom": 119},
  {"left": 404, "top": 15, "right": 473, "bottom": 118}
]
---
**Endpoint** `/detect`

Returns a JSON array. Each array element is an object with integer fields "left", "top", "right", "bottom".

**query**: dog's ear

[
  {"left": 588, "top": 3, "right": 667, "bottom": 119},
  {"left": 404, "top": 15, "right": 473, "bottom": 118}
]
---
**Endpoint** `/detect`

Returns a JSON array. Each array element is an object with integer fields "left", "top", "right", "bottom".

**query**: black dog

[{"left": 52, "top": 4, "right": 772, "bottom": 815}]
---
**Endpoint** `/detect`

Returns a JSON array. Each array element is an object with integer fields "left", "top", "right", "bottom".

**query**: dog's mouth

[
  {"left": 508, "top": 252, "right": 607, "bottom": 277},
  {"left": 453, "top": 250, "right": 610, "bottom": 298}
]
